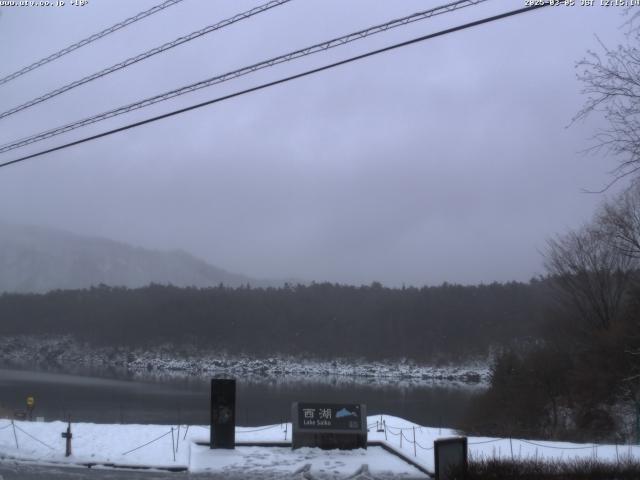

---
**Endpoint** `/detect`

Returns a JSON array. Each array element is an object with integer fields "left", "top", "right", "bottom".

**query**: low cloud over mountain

[{"left": 0, "top": 223, "right": 275, "bottom": 293}]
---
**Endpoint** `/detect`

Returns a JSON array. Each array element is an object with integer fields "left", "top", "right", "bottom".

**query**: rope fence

[
  {"left": 13, "top": 423, "right": 54, "bottom": 450},
  {"left": 236, "top": 425, "right": 280, "bottom": 434},
  {"left": 468, "top": 438, "right": 503, "bottom": 445},
  {"left": 519, "top": 439, "right": 598, "bottom": 451},
  {"left": 375, "top": 417, "right": 633, "bottom": 461},
  {"left": 0, "top": 423, "right": 12, "bottom": 431},
  {"left": 415, "top": 439, "right": 434, "bottom": 451},
  {"left": 121, "top": 429, "right": 172, "bottom": 456}
]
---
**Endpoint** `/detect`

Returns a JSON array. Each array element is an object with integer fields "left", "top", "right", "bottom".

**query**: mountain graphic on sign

[{"left": 335, "top": 408, "right": 358, "bottom": 419}]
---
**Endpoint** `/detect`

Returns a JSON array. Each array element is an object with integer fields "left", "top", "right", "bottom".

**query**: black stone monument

[{"left": 210, "top": 378, "right": 236, "bottom": 449}]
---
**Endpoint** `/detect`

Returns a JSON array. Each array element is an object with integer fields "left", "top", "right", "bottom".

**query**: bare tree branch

[{"left": 573, "top": 23, "right": 640, "bottom": 188}]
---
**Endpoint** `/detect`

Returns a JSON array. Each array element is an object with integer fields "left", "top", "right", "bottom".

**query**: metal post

[
  {"left": 62, "top": 420, "right": 72, "bottom": 457},
  {"left": 413, "top": 426, "right": 416, "bottom": 457}
]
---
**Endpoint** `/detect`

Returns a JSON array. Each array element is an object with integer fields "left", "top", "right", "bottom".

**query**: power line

[
  {"left": 0, "top": 0, "right": 185, "bottom": 87},
  {"left": 0, "top": 0, "right": 489, "bottom": 153},
  {"left": 0, "top": 3, "right": 551, "bottom": 170},
  {"left": 0, "top": 0, "right": 292, "bottom": 121}
]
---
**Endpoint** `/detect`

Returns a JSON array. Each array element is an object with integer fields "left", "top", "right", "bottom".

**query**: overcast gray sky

[{"left": 0, "top": 0, "right": 635, "bottom": 286}]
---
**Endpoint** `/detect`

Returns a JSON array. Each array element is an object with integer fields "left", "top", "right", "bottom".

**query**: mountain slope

[{"left": 0, "top": 222, "right": 267, "bottom": 293}]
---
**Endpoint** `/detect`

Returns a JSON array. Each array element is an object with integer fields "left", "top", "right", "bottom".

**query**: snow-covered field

[
  {"left": 0, "top": 415, "right": 638, "bottom": 478},
  {"left": 0, "top": 335, "right": 490, "bottom": 386}
]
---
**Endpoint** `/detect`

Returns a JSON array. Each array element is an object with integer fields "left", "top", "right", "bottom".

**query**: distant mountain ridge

[{"left": 0, "top": 222, "right": 278, "bottom": 293}]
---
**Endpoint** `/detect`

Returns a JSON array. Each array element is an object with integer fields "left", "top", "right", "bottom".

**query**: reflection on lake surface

[{"left": 0, "top": 368, "right": 483, "bottom": 428}]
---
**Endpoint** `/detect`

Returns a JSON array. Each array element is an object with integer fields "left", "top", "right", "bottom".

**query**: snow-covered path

[{"left": 0, "top": 415, "right": 638, "bottom": 478}]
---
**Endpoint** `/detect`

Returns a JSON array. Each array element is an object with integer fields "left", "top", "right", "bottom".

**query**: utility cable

[
  {"left": 0, "top": 2, "right": 551, "bottom": 170},
  {"left": 0, "top": 0, "right": 185, "bottom": 86},
  {"left": 0, "top": 0, "right": 489, "bottom": 151},
  {"left": 0, "top": 0, "right": 291, "bottom": 121}
]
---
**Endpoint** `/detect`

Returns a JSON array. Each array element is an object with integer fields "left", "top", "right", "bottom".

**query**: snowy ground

[
  {"left": 1, "top": 415, "right": 638, "bottom": 479},
  {"left": 0, "top": 335, "right": 489, "bottom": 387}
]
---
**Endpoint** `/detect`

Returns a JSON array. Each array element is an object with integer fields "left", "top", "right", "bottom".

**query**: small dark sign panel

[
  {"left": 434, "top": 437, "right": 467, "bottom": 480},
  {"left": 297, "top": 403, "right": 362, "bottom": 431}
]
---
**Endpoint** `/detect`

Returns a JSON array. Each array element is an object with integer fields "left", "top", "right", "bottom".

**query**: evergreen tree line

[{"left": 0, "top": 280, "right": 551, "bottom": 362}]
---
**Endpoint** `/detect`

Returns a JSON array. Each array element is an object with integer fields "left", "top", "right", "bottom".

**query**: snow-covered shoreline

[
  {"left": 0, "top": 415, "right": 637, "bottom": 477},
  {"left": 0, "top": 335, "right": 490, "bottom": 387}
]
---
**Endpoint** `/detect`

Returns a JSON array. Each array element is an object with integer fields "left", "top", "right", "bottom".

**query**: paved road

[
  {"left": 0, "top": 463, "right": 188, "bottom": 480},
  {"left": 0, "top": 462, "right": 429, "bottom": 479}
]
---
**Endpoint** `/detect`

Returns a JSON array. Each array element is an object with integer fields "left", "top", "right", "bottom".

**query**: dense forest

[
  {"left": 465, "top": 182, "right": 640, "bottom": 442},
  {"left": 0, "top": 279, "right": 551, "bottom": 362}
]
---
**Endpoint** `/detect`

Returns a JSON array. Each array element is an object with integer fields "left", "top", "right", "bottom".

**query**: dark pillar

[{"left": 210, "top": 378, "right": 236, "bottom": 449}]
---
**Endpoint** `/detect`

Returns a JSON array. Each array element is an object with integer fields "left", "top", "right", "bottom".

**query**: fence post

[
  {"left": 11, "top": 420, "right": 19, "bottom": 449},
  {"left": 176, "top": 425, "right": 180, "bottom": 453},
  {"left": 400, "top": 429, "right": 403, "bottom": 449},
  {"left": 412, "top": 426, "right": 416, "bottom": 457},
  {"left": 509, "top": 437, "right": 514, "bottom": 461},
  {"left": 383, "top": 420, "right": 387, "bottom": 441},
  {"left": 63, "top": 419, "right": 72, "bottom": 457},
  {"left": 171, "top": 428, "right": 176, "bottom": 462}
]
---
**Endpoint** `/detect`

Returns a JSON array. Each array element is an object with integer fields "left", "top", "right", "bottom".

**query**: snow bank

[{"left": 0, "top": 415, "right": 637, "bottom": 477}]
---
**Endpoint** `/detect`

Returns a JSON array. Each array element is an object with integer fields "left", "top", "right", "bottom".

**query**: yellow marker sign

[{"left": 26, "top": 396, "right": 34, "bottom": 407}]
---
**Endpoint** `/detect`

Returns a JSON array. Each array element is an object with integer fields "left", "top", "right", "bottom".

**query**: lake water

[{"left": 0, "top": 368, "right": 482, "bottom": 429}]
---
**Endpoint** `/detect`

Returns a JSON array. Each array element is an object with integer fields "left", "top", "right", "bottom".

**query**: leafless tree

[
  {"left": 599, "top": 180, "right": 640, "bottom": 260},
  {"left": 574, "top": 12, "right": 640, "bottom": 187},
  {"left": 545, "top": 224, "right": 634, "bottom": 331}
]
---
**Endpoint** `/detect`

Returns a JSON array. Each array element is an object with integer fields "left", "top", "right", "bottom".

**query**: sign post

[
  {"left": 61, "top": 420, "right": 72, "bottom": 457},
  {"left": 291, "top": 402, "right": 367, "bottom": 450},
  {"left": 26, "top": 396, "right": 34, "bottom": 421}
]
